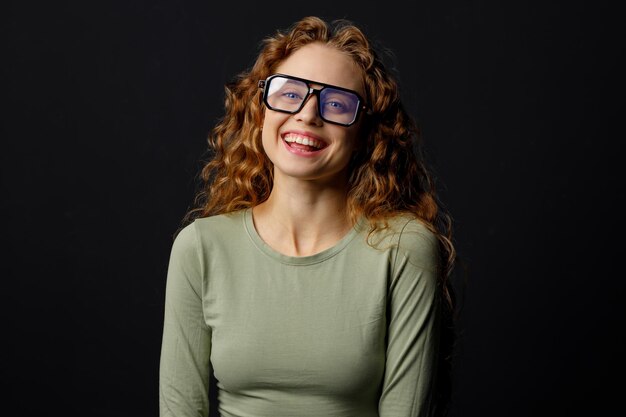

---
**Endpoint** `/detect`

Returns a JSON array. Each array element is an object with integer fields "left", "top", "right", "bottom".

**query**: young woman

[{"left": 160, "top": 16, "right": 457, "bottom": 417}]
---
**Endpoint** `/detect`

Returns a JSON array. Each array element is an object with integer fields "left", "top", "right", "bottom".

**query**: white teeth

[{"left": 283, "top": 134, "right": 323, "bottom": 149}]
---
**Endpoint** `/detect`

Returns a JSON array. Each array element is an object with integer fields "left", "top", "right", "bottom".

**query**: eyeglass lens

[{"left": 266, "top": 76, "right": 360, "bottom": 125}]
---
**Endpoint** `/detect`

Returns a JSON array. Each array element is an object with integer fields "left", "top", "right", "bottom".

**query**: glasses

[{"left": 258, "top": 74, "right": 370, "bottom": 127}]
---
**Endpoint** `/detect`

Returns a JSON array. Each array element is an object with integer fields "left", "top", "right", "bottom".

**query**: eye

[
  {"left": 326, "top": 101, "right": 344, "bottom": 109},
  {"left": 323, "top": 98, "right": 351, "bottom": 114},
  {"left": 321, "top": 89, "right": 358, "bottom": 115},
  {"left": 282, "top": 91, "right": 303, "bottom": 100}
]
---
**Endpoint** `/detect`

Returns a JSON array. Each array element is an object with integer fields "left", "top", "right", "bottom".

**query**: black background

[{"left": 4, "top": 0, "right": 625, "bottom": 416}]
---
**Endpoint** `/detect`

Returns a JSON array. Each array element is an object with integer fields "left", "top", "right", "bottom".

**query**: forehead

[{"left": 274, "top": 43, "right": 365, "bottom": 95}]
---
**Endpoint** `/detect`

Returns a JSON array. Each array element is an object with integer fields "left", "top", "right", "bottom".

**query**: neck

[{"left": 252, "top": 174, "right": 354, "bottom": 257}]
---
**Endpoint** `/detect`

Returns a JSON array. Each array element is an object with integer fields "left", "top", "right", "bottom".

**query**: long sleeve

[
  {"left": 159, "top": 223, "right": 212, "bottom": 417},
  {"left": 378, "top": 221, "right": 441, "bottom": 417}
]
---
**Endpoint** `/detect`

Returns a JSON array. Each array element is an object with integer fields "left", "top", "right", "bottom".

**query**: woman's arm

[
  {"left": 379, "top": 220, "right": 441, "bottom": 417},
  {"left": 159, "top": 224, "right": 212, "bottom": 417}
]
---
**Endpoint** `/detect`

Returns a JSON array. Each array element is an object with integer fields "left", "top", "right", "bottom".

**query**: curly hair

[{"left": 181, "top": 16, "right": 458, "bottom": 414}]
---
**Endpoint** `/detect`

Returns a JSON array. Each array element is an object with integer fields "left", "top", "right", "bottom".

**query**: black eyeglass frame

[{"left": 258, "top": 73, "right": 371, "bottom": 127}]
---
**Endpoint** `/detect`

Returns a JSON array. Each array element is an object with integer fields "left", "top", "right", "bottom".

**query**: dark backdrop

[{"left": 4, "top": 0, "right": 624, "bottom": 416}]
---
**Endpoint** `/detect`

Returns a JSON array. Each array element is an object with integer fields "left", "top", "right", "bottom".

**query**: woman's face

[{"left": 261, "top": 42, "right": 365, "bottom": 186}]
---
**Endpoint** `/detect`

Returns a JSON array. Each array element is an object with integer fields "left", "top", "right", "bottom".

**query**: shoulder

[
  {"left": 370, "top": 214, "right": 439, "bottom": 272},
  {"left": 172, "top": 211, "right": 240, "bottom": 248},
  {"left": 179, "top": 210, "right": 247, "bottom": 247},
  {"left": 170, "top": 221, "right": 201, "bottom": 264},
  {"left": 169, "top": 211, "right": 246, "bottom": 269},
  {"left": 173, "top": 210, "right": 249, "bottom": 259},
  {"left": 192, "top": 210, "right": 245, "bottom": 235}
]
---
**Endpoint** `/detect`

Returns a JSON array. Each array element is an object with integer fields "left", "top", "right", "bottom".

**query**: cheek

[
  {"left": 261, "top": 111, "right": 270, "bottom": 130},
  {"left": 261, "top": 111, "right": 287, "bottom": 136},
  {"left": 261, "top": 115, "right": 276, "bottom": 142},
  {"left": 261, "top": 112, "right": 287, "bottom": 159},
  {"left": 261, "top": 128, "right": 272, "bottom": 154}
]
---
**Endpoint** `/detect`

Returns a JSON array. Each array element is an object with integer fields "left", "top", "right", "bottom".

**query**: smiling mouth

[{"left": 282, "top": 133, "right": 327, "bottom": 152}]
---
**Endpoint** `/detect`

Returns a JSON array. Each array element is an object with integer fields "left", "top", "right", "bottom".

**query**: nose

[{"left": 294, "top": 93, "right": 323, "bottom": 126}]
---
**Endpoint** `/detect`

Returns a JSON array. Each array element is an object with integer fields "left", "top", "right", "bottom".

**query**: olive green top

[{"left": 159, "top": 208, "right": 441, "bottom": 417}]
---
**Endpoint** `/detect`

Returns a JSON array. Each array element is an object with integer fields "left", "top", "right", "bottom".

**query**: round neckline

[{"left": 243, "top": 207, "right": 363, "bottom": 265}]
